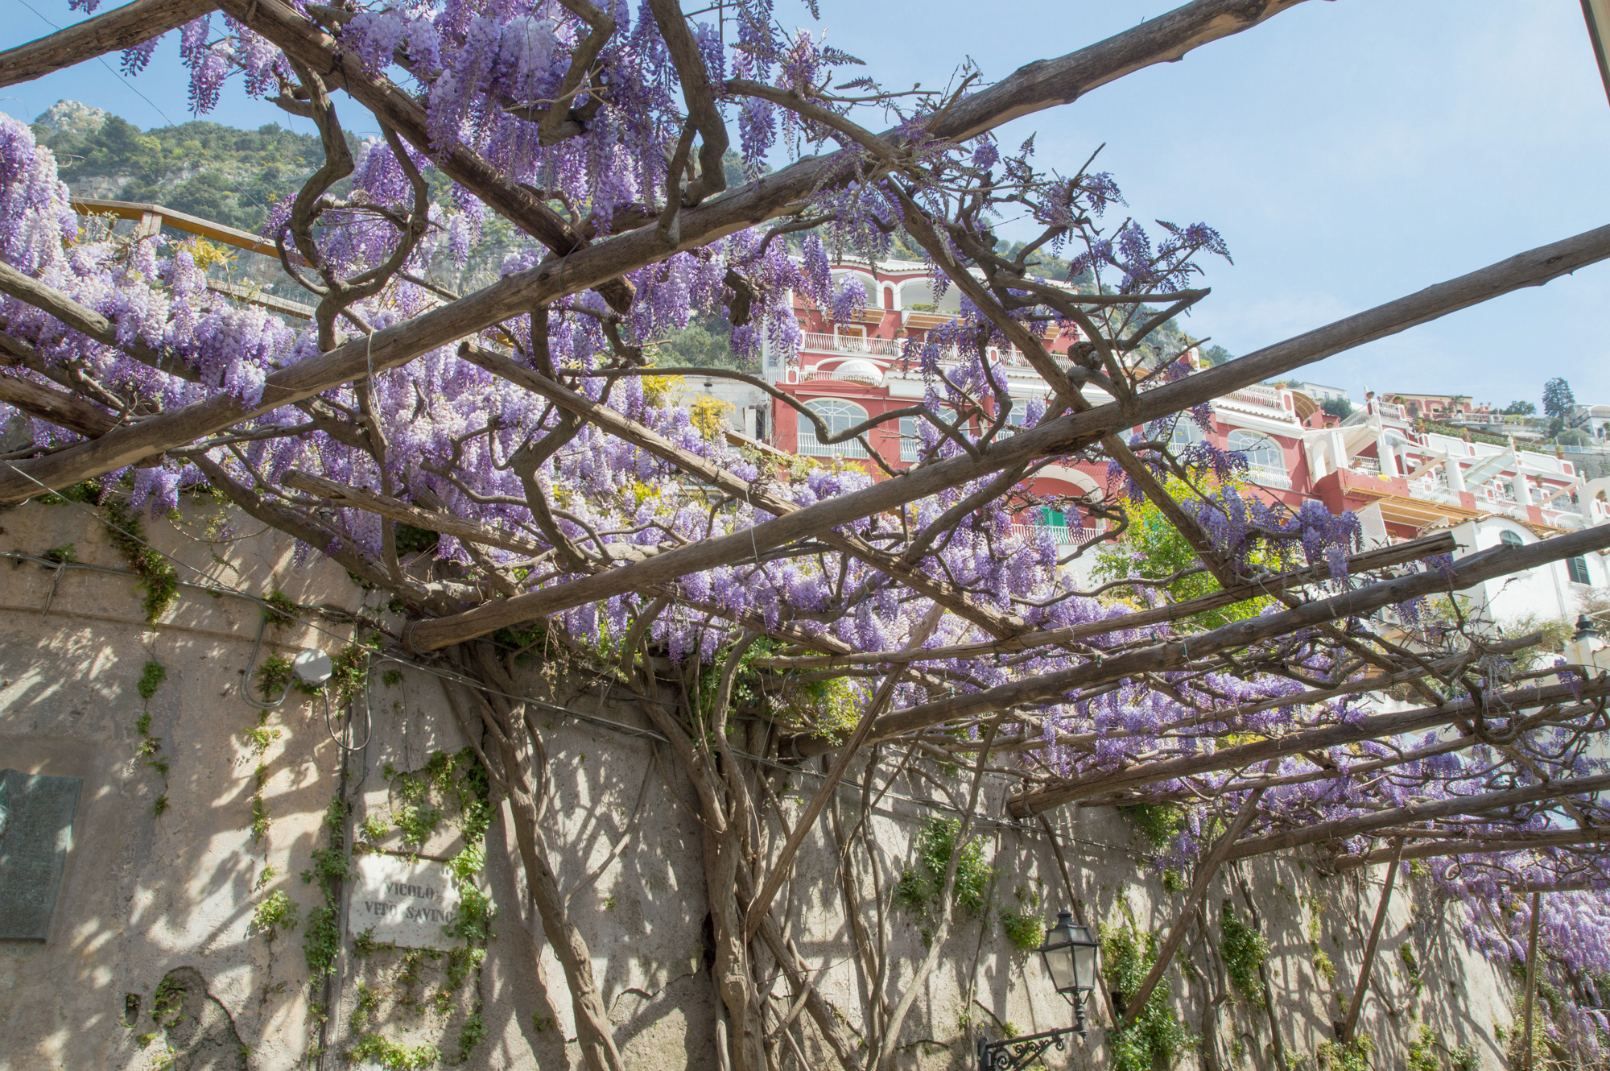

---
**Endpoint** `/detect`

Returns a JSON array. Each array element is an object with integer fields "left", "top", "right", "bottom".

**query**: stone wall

[{"left": 0, "top": 500, "right": 1521, "bottom": 1070}]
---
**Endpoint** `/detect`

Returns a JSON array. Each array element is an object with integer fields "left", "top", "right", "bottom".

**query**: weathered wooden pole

[
  {"left": 1119, "top": 784, "right": 1268, "bottom": 1029},
  {"left": 1522, "top": 890, "right": 1542, "bottom": 1071},
  {"left": 1339, "top": 838, "right": 1406, "bottom": 1042},
  {"left": 742, "top": 606, "right": 943, "bottom": 939}
]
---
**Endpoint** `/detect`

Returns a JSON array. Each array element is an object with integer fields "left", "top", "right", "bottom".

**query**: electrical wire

[
  {"left": 11, "top": 0, "right": 179, "bottom": 128},
  {"left": 240, "top": 615, "right": 295, "bottom": 710},
  {"left": 1, "top": 465, "right": 374, "bottom": 655},
  {"left": 329, "top": 687, "right": 371, "bottom": 752}
]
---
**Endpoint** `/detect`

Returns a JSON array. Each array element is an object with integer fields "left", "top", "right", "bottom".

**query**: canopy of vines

[{"left": 3, "top": 0, "right": 1610, "bottom": 1067}]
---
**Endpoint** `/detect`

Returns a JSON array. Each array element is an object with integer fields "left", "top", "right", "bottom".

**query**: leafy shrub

[
  {"left": 1406, "top": 1027, "right": 1442, "bottom": 1071},
  {"left": 1220, "top": 900, "right": 1269, "bottom": 1001},
  {"left": 1101, "top": 920, "right": 1193, "bottom": 1071},
  {"left": 1000, "top": 907, "right": 1046, "bottom": 953},
  {"left": 1317, "top": 1037, "right": 1370, "bottom": 1071},
  {"left": 893, "top": 816, "right": 994, "bottom": 918},
  {"left": 252, "top": 891, "right": 299, "bottom": 941}
]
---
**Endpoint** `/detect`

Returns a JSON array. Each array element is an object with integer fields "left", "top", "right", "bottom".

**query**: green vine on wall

[
  {"left": 261, "top": 588, "right": 298, "bottom": 630},
  {"left": 343, "top": 750, "right": 495, "bottom": 1066},
  {"left": 999, "top": 885, "right": 1046, "bottom": 953},
  {"left": 251, "top": 890, "right": 300, "bottom": 942},
  {"left": 102, "top": 501, "right": 180, "bottom": 624},
  {"left": 242, "top": 624, "right": 292, "bottom": 944},
  {"left": 1399, "top": 945, "right": 1425, "bottom": 999},
  {"left": 242, "top": 708, "right": 282, "bottom": 844},
  {"left": 893, "top": 815, "right": 995, "bottom": 931},
  {"left": 330, "top": 635, "right": 382, "bottom": 704},
  {"left": 132, "top": 659, "right": 170, "bottom": 817},
  {"left": 1306, "top": 893, "right": 1337, "bottom": 984},
  {"left": 1100, "top": 916, "right": 1193, "bottom": 1071},
  {"left": 1219, "top": 899, "right": 1270, "bottom": 1002},
  {"left": 347, "top": 1033, "right": 438, "bottom": 1070},
  {"left": 302, "top": 796, "right": 349, "bottom": 977},
  {"left": 1120, "top": 802, "right": 1186, "bottom": 852}
]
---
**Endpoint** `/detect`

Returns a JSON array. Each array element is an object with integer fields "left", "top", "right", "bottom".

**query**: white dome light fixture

[{"left": 292, "top": 647, "right": 334, "bottom": 686}]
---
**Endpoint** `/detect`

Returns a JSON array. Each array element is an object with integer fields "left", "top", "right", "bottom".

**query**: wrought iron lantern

[
  {"left": 1039, "top": 910, "right": 1099, "bottom": 1016},
  {"left": 977, "top": 910, "right": 1101, "bottom": 1070}
]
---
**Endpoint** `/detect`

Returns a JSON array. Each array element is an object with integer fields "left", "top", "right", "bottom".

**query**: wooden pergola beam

[
  {"left": 0, "top": 0, "right": 214, "bottom": 88},
  {"left": 1225, "top": 773, "right": 1610, "bottom": 862},
  {"left": 1331, "top": 828, "right": 1610, "bottom": 871}
]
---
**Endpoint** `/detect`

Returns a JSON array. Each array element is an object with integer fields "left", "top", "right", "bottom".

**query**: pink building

[{"left": 746, "top": 261, "right": 1610, "bottom": 620}]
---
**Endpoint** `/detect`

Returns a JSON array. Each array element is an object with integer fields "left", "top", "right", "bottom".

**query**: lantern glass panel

[
  {"left": 1040, "top": 912, "right": 1078, "bottom": 993},
  {"left": 1070, "top": 926, "right": 1098, "bottom": 991}
]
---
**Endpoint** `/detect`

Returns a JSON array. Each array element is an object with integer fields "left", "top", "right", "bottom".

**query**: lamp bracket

[{"left": 977, "top": 1025, "right": 1078, "bottom": 1071}]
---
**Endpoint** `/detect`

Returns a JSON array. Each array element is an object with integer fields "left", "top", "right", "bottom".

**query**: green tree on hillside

[{"left": 1321, "top": 396, "right": 1354, "bottom": 420}]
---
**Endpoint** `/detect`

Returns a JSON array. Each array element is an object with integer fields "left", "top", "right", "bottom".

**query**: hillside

[
  {"left": 33, "top": 100, "right": 323, "bottom": 233},
  {"left": 27, "top": 102, "right": 1231, "bottom": 368}
]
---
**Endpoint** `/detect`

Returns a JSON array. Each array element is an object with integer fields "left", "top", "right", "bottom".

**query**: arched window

[
  {"left": 1170, "top": 419, "right": 1207, "bottom": 449},
  {"left": 1499, "top": 530, "right": 1524, "bottom": 547},
  {"left": 799, "top": 399, "right": 869, "bottom": 458},
  {"left": 1226, "top": 430, "right": 1283, "bottom": 475}
]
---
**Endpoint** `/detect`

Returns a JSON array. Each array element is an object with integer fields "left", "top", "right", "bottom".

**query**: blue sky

[{"left": 5, "top": 0, "right": 1610, "bottom": 408}]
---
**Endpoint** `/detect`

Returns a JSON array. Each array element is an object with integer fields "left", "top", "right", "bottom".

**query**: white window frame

[
  {"left": 800, "top": 398, "right": 870, "bottom": 458},
  {"left": 1227, "top": 429, "right": 1289, "bottom": 487},
  {"left": 1170, "top": 418, "right": 1207, "bottom": 449}
]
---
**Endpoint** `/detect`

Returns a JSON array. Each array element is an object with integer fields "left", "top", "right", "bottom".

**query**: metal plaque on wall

[{"left": 0, "top": 768, "right": 83, "bottom": 940}]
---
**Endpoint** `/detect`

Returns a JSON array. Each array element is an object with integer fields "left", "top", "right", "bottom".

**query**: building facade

[{"left": 733, "top": 261, "right": 1610, "bottom": 627}]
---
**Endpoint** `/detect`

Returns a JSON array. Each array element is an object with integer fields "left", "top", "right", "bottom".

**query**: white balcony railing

[
  {"left": 1348, "top": 457, "right": 1382, "bottom": 477},
  {"left": 1010, "top": 524, "right": 1106, "bottom": 546},
  {"left": 1227, "top": 383, "right": 1285, "bottom": 408},
  {"left": 797, "top": 429, "right": 868, "bottom": 458},
  {"left": 802, "top": 331, "right": 903, "bottom": 357},
  {"left": 803, "top": 366, "right": 882, "bottom": 385},
  {"left": 1244, "top": 465, "right": 1293, "bottom": 490}
]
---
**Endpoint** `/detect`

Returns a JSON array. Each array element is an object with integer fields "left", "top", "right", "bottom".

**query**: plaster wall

[{"left": 0, "top": 501, "right": 1525, "bottom": 1071}]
